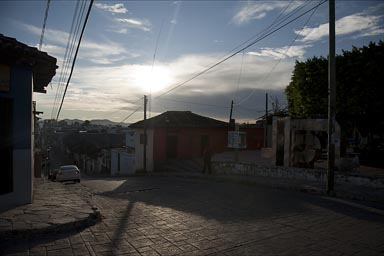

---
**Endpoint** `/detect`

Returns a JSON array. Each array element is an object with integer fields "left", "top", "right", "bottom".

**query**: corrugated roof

[
  {"left": 0, "top": 34, "right": 57, "bottom": 93},
  {"left": 130, "top": 111, "right": 229, "bottom": 129}
]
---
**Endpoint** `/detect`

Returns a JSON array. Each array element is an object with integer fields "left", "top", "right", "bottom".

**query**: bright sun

[{"left": 134, "top": 65, "right": 172, "bottom": 93}]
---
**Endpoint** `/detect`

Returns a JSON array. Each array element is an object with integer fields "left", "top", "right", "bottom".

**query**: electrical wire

[
  {"left": 56, "top": 0, "right": 88, "bottom": 117},
  {"left": 56, "top": 0, "right": 94, "bottom": 120},
  {"left": 234, "top": 50, "right": 245, "bottom": 102},
  {"left": 235, "top": 0, "right": 323, "bottom": 106},
  {"left": 39, "top": 0, "right": 50, "bottom": 51},
  {"left": 153, "top": 0, "right": 327, "bottom": 100},
  {"left": 148, "top": 19, "right": 165, "bottom": 118},
  {"left": 120, "top": 106, "right": 142, "bottom": 124},
  {"left": 101, "top": 97, "right": 144, "bottom": 118},
  {"left": 155, "top": 97, "right": 230, "bottom": 108},
  {"left": 50, "top": 0, "right": 84, "bottom": 119}
]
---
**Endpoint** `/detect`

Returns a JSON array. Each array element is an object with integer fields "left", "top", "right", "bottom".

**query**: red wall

[
  {"left": 153, "top": 127, "right": 228, "bottom": 163},
  {"left": 152, "top": 126, "right": 264, "bottom": 167},
  {"left": 239, "top": 127, "right": 264, "bottom": 150}
]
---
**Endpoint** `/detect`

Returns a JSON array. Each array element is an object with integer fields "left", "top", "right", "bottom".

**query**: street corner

[{"left": 0, "top": 179, "right": 101, "bottom": 241}]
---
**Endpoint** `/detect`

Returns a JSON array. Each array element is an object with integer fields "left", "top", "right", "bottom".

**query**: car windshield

[{"left": 60, "top": 166, "right": 78, "bottom": 171}]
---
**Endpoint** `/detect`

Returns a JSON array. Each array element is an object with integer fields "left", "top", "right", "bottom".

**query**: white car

[{"left": 56, "top": 165, "right": 81, "bottom": 183}]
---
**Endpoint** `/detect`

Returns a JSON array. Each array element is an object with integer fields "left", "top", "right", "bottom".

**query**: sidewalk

[{"left": 0, "top": 178, "right": 101, "bottom": 240}]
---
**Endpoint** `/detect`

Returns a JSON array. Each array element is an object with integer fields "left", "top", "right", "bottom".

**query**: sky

[{"left": 1, "top": 0, "right": 383, "bottom": 124}]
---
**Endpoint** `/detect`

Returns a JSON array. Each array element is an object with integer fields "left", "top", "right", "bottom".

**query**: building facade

[
  {"left": 130, "top": 111, "right": 230, "bottom": 172},
  {"left": 0, "top": 34, "right": 57, "bottom": 208}
]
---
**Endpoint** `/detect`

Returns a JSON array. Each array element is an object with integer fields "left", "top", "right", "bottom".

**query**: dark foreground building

[{"left": 0, "top": 34, "right": 57, "bottom": 208}]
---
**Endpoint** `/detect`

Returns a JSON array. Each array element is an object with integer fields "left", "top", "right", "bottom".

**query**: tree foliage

[{"left": 286, "top": 41, "right": 384, "bottom": 134}]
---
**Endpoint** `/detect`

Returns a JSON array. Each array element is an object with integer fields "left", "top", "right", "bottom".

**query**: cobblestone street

[{"left": 2, "top": 176, "right": 384, "bottom": 255}]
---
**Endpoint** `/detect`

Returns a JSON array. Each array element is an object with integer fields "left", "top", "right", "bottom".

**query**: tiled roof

[
  {"left": 130, "top": 111, "right": 229, "bottom": 129},
  {"left": 0, "top": 34, "right": 57, "bottom": 93}
]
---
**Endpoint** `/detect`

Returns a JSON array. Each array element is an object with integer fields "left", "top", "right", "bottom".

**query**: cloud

[
  {"left": 296, "top": 13, "right": 384, "bottom": 42},
  {"left": 111, "top": 28, "right": 128, "bottom": 34},
  {"left": 115, "top": 18, "right": 151, "bottom": 32},
  {"left": 21, "top": 22, "right": 69, "bottom": 45},
  {"left": 20, "top": 23, "right": 138, "bottom": 64},
  {"left": 35, "top": 52, "right": 294, "bottom": 122},
  {"left": 232, "top": 2, "right": 290, "bottom": 25},
  {"left": 247, "top": 45, "right": 311, "bottom": 60},
  {"left": 95, "top": 3, "right": 128, "bottom": 14}
]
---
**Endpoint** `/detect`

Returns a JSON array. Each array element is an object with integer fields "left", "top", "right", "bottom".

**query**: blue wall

[{"left": 0, "top": 65, "right": 33, "bottom": 149}]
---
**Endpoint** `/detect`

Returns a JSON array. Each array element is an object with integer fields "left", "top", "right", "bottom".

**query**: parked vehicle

[{"left": 56, "top": 165, "right": 81, "bottom": 183}]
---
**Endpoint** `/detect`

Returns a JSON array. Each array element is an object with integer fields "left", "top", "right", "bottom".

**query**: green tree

[
  {"left": 286, "top": 41, "right": 384, "bottom": 129},
  {"left": 286, "top": 56, "right": 328, "bottom": 117},
  {"left": 285, "top": 41, "right": 384, "bottom": 164}
]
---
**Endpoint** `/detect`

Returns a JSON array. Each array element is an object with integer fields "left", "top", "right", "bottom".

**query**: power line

[
  {"left": 154, "top": 0, "right": 327, "bottom": 100},
  {"left": 101, "top": 97, "right": 144, "bottom": 118},
  {"left": 120, "top": 106, "right": 142, "bottom": 124},
  {"left": 56, "top": 0, "right": 94, "bottom": 120},
  {"left": 235, "top": 0, "right": 322, "bottom": 106},
  {"left": 148, "top": 19, "right": 165, "bottom": 118},
  {"left": 39, "top": 0, "right": 50, "bottom": 51},
  {"left": 155, "top": 98, "right": 229, "bottom": 108},
  {"left": 56, "top": 0, "right": 88, "bottom": 118},
  {"left": 51, "top": 0, "right": 84, "bottom": 119},
  {"left": 234, "top": 50, "right": 245, "bottom": 102}
]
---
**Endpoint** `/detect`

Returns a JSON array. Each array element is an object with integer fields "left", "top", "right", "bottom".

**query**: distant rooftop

[
  {"left": 130, "top": 111, "right": 229, "bottom": 129},
  {"left": 0, "top": 34, "right": 57, "bottom": 93}
]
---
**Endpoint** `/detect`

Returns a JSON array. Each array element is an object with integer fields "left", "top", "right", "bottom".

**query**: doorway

[
  {"left": 201, "top": 135, "right": 209, "bottom": 156},
  {"left": 276, "top": 119, "right": 285, "bottom": 166},
  {"left": 167, "top": 135, "right": 178, "bottom": 159},
  {"left": 0, "top": 98, "right": 13, "bottom": 195}
]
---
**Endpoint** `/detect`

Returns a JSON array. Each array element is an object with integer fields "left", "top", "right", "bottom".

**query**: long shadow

[
  {"left": 107, "top": 199, "right": 135, "bottom": 253},
  {"left": 93, "top": 176, "right": 310, "bottom": 223},
  {"left": 0, "top": 226, "right": 89, "bottom": 255},
  {"left": 94, "top": 176, "right": 384, "bottom": 224},
  {"left": 305, "top": 195, "right": 384, "bottom": 223}
]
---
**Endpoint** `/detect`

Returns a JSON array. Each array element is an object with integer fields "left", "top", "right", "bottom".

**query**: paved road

[{"left": 3, "top": 176, "right": 384, "bottom": 255}]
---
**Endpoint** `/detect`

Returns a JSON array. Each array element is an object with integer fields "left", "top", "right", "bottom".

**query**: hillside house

[{"left": 130, "top": 111, "right": 230, "bottom": 172}]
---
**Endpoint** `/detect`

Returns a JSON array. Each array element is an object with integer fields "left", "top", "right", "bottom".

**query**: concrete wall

[
  {"left": 111, "top": 150, "right": 135, "bottom": 176},
  {"left": 119, "top": 152, "right": 135, "bottom": 175},
  {"left": 213, "top": 161, "right": 384, "bottom": 189},
  {"left": 125, "top": 131, "right": 135, "bottom": 148},
  {"left": 271, "top": 117, "right": 341, "bottom": 167},
  {"left": 134, "top": 129, "right": 154, "bottom": 172},
  {"left": 0, "top": 66, "right": 34, "bottom": 208}
]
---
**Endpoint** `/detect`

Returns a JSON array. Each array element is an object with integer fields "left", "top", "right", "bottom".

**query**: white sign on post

[{"left": 228, "top": 131, "right": 246, "bottom": 149}]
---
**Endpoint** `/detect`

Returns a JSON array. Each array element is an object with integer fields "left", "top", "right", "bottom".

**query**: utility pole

[
  {"left": 229, "top": 100, "right": 234, "bottom": 126},
  {"left": 264, "top": 93, "right": 268, "bottom": 148},
  {"left": 327, "top": 0, "right": 336, "bottom": 195},
  {"left": 143, "top": 95, "right": 148, "bottom": 172}
]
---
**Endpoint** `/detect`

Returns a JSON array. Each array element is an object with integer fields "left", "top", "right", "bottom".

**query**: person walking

[{"left": 203, "top": 146, "right": 212, "bottom": 174}]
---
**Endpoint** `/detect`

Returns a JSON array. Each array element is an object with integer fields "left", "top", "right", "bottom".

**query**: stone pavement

[
  {"left": 0, "top": 178, "right": 101, "bottom": 241},
  {"left": 1, "top": 174, "right": 384, "bottom": 256},
  {"left": 152, "top": 170, "right": 384, "bottom": 206},
  {"left": 56, "top": 177, "right": 384, "bottom": 255}
]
